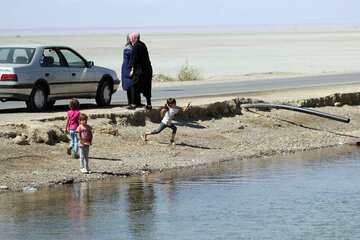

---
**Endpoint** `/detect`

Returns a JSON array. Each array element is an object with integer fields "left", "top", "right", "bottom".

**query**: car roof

[{"left": 0, "top": 44, "right": 70, "bottom": 49}]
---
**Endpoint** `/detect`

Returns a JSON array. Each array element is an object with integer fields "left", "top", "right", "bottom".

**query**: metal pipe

[{"left": 240, "top": 103, "right": 350, "bottom": 123}]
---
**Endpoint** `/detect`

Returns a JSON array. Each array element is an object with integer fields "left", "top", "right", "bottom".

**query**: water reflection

[
  {"left": 0, "top": 146, "right": 360, "bottom": 239},
  {"left": 69, "top": 182, "right": 91, "bottom": 220},
  {"left": 68, "top": 182, "right": 91, "bottom": 240},
  {"left": 126, "top": 175, "right": 156, "bottom": 240}
]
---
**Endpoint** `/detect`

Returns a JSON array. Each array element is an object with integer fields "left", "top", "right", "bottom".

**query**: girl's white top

[{"left": 161, "top": 107, "right": 179, "bottom": 126}]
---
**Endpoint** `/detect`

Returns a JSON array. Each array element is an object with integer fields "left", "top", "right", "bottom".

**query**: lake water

[{"left": 1, "top": 146, "right": 360, "bottom": 240}]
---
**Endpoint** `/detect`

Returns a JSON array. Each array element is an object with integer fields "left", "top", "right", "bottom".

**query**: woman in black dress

[{"left": 129, "top": 32, "right": 153, "bottom": 110}]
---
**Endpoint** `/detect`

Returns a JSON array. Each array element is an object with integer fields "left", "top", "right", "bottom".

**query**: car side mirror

[{"left": 87, "top": 61, "right": 94, "bottom": 68}]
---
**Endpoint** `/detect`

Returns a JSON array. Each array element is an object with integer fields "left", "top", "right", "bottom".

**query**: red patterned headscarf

[{"left": 129, "top": 32, "right": 139, "bottom": 45}]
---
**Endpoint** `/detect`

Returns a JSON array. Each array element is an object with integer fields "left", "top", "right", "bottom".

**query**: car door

[
  {"left": 41, "top": 48, "right": 71, "bottom": 98},
  {"left": 58, "top": 48, "right": 96, "bottom": 96}
]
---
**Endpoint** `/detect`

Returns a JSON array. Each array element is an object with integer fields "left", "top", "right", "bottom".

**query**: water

[{"left": 1, "top": 147, "right": 360, "bottom": 239}]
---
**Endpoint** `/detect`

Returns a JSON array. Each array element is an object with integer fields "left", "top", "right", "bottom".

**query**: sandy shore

[{"left": 1, "top": 84, "right": 360, "bottom": 193}]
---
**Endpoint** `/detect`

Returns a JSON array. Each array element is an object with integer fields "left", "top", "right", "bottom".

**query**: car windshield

[{"left": 0, "top": 47, "right": 35, "bottom": 64}]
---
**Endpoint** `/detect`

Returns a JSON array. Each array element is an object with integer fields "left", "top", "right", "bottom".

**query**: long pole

[{"left": 240, "top": 103, "right": 350, "bottom": 123}]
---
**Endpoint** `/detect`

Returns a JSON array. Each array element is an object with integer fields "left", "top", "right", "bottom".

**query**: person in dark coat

[
  {"left": 129, "top": 32, "right": 153, "bottom": 110},
  {"left": 121, "top": 34, "right": 133, "bottom": 107}
]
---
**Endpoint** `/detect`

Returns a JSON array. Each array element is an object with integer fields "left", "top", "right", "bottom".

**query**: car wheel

[
  {"left": 47, "top": 100, "right": 56, "bottom": 109},
  {"left": 26, "top": 85, "right": 48, "bottom": 112},
  {"left": 96, "top": 80, "right": 112, "bottom": 107}
]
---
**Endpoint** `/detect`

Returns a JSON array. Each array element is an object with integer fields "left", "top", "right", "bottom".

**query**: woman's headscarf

[
  {"left": 129, "top": 32, "right": 140, "bottom": 45},
  {"left": 125, "top": 33, "right": 131, "bottom": 46}
]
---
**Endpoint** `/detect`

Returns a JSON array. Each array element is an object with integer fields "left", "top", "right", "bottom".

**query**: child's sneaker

[
  {"left": 87, "top": 169, "right": 92, "bottom": 174},
  {"left": 80, "top": 168, "right": 88, "bottom": 173},
  {"left": 67, "top": 147, "right": 72, "bottom": 155},
  {"left": 170, "top": 140, "right": 176, "bottom": 145},
  {"left": 141, "top": 134, "right": 147, "bottom": 141}
]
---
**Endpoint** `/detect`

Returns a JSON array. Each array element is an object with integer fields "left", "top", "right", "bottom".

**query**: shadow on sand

[
  {"left": 174, "top": 120, "right": 207, "bottom": 129},
  {"left": 90, "top": 156, "right": 122, "bottom": 161}
]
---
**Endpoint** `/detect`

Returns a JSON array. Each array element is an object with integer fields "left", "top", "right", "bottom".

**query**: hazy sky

[{"left": 2, "top": 0, "right": 360, "bottom": 30}]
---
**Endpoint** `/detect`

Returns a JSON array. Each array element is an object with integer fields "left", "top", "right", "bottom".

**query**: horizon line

[{"left": 1, "top": 23, "right": 360, "bottom": 37}]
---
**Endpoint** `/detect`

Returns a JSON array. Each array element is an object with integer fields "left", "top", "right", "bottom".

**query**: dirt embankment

[{"left": 1, "top": 91, "right": 360, "bottom": 193}]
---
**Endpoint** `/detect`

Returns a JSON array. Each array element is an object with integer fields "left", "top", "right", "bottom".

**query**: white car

[{"left": 0, "top": 44, "right": 120, "bottom": 111}]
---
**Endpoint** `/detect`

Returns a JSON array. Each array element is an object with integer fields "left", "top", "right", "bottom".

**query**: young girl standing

[
  {"left": 141, "top": 98, "right": 190, "bottom": 145},
  {"left": 65, "top": 98, "right": 80, "bottom": 158},
  {"left": 76, "top": 113, "right": 93, "bottom": 173}
]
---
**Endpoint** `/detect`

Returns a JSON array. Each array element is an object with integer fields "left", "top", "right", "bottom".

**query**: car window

[
  {"left": 0, "top": 49, "right": 10, "bottom": 63},
  {"left": 41, "top": 48, "right": 62, "bottom": 67},
  {"left": 60, "top": 49, "right": 86, "bottom": 68},
  {"left": 13, "top": 49, "right": 29, "bottom": 64},
  {"left": 0, "top": 47, "right": 35, "bottom": 64}
]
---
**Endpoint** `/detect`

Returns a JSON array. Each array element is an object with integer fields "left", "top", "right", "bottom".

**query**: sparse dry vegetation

[
  {"left": 177, "top": 61, "right": 202, "bottom": 81},
  {"left": 153, "top": 62, "right": 202, "bottom": 82}
]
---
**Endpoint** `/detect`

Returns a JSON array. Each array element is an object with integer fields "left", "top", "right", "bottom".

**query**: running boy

[{"left": 141, "top": 98, "right": 190, "bottom": 145}]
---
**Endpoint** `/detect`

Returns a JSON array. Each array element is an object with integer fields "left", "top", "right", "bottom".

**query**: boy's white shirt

[{"left": 161, "top": 107, "right": 179, "bottom": 126}]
